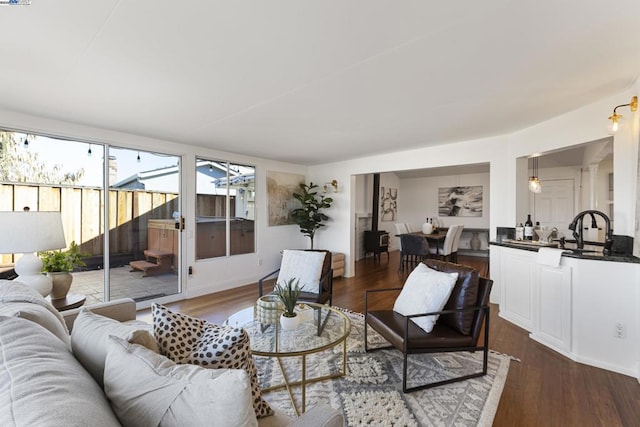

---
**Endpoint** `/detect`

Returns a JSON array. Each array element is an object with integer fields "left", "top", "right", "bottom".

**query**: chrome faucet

[{"left": 568, "top": 210, "right": 614, "bottom": 255}]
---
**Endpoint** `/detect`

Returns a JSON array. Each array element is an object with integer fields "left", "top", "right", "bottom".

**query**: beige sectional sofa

[{"left": 0, "top": 280, "right": 342, "bottom": 427}]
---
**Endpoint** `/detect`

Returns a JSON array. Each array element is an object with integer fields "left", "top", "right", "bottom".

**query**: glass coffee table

[{"left": 226, "top": 303, "right": 351, "bottom": 415}]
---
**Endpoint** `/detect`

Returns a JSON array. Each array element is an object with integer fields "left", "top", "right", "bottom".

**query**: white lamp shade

[
  {"left": 0, "top": 211, "right": 67, "bottom": 297},
  {"left": 0, "top": 211, "right": 67, "bottom": 254}
]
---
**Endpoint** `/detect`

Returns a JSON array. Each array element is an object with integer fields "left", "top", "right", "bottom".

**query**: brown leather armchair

[{"left": 364, "top": 259, "right": 493, "bottom": 392}]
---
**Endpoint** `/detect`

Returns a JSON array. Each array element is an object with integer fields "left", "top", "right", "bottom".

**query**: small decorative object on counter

[
  {"left": 515, "top": 223, "right": 524, "bottom": 241},
  {"left": 524, "top": 214, "right": 534, "bottom": 240},
  {"left": 422, "top": 218, "right": 434, "bottom": 234}
]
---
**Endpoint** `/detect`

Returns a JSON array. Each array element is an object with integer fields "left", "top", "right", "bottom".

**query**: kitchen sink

[{"left": 567, "top": 248, "right": 598, "bottom": 254}]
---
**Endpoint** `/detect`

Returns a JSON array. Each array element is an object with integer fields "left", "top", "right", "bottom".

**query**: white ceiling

[{"left": 0, "top": 1, "right": 639, "bottom": 165}]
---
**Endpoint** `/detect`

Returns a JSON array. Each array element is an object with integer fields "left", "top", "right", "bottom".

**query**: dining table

[{"left": 394, "top": 230, "right": 448, "bottom": 257}]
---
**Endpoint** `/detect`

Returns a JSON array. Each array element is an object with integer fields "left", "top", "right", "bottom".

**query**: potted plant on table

[
  {"left": 273, "top": 277, "right": 302, "bottom": 330},
  {"left": 39, "top": 241, "right": 87, "bottom": 300}
]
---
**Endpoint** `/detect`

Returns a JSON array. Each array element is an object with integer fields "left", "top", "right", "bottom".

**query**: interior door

[{"left": 532, "top": 179, "right": 575, "bottom": 238}]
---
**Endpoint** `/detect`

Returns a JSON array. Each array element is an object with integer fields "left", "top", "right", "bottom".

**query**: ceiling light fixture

[
  {"left": 136, "top": 151, "right": 141, "bottom": 163},
  {"left": 607, "top": 96, "right": 637, "bottom": 135},
  {"left": 528, "top": 157, "right": 542, "bottom": 193},
  {"left": 87, "top": 144, "right": 92, "bottom": 156}
]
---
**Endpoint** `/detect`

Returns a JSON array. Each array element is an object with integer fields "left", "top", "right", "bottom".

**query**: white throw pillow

[
  {"left": 393, "top": 263, "right": 458, "bottom": 333},
  {"left": 276, "top": 250, "right": 326, "bottom": 294},
  {"left": 71, "top": 309, "right": 158, "bottom": 387},
  {"left": 152, "top": 303, "right": 272, "bottom": 418},
  {"left": 104, "top": 336, "right": 258, "bottom": 427}
]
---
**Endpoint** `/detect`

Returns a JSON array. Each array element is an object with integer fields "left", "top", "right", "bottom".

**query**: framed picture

[
  {"left": 380, "top": 186, "right": 398, "bottom": 221},
  {"left": 438, "top": 186, "right": 483, "bottom": 217},
  {"left": 267, "top": 171, "right": 305, "bottom": 226}
]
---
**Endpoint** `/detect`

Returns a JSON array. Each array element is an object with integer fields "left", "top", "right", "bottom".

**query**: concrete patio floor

[{"left": 69, "top": 266, "right": 180, "bottom": 306}]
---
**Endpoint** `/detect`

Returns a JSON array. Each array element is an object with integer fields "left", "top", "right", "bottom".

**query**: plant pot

[
  {"left": 256, "top": 295, "right": 284, "bottom": 325},
  {"left": 280, "top": 313, "right": 300, "bottom": 331},
  {"left": 47, "top": 272, "right": 73, "bottom": 300}
]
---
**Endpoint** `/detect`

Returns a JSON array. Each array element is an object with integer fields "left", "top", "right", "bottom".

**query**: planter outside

[
  {"left": 47, "top": 272, "right": 73, "bottom": 300},
  {"left": 280, "top": 313, "right": 300, "bottom": 331}
]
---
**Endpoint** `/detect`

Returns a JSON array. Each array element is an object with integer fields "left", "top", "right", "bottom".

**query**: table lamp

[{"left": 0, "top": 211, "right": 67, "bottom": 296}]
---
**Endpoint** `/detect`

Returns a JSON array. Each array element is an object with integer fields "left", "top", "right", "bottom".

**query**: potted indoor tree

[
  {"left": 273, "top": 277, "right": 301, "bottom": 330},
  {"left": 291, "top": 182, "right": 333, "bottom": 249},
  {"left": 39, "top": 241, "right": 86, "bottom": 300}
]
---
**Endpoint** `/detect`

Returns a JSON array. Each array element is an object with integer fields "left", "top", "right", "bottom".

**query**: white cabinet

[
  {"left": 499, "top": 247, "right": 536, "bottom": 331},
  {"left": 531, "top": 263, "right": 572, "bottom": 355},
  {"left": 491, "top": 243, "right": 639, "bottom": 378}
]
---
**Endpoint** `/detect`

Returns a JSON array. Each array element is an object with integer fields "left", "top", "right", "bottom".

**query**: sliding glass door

[
  {"left": 0, "top": 130, "right": 183, "bottom": 305},
  {"left": 106, "top": 147, "right": 182, "bottom": 303}
]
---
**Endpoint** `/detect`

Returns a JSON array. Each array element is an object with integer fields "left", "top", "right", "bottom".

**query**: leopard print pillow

[{"left": 152, "top": 303, "right": 272, "bottom": 418}]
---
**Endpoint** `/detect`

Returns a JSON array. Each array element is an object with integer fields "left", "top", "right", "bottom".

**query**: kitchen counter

[
  {"left": 490, "top": 239, "right": 640, "bottom": 264},
  {"left": 490, "top": 241, "right": 640, "bottom": 380}
]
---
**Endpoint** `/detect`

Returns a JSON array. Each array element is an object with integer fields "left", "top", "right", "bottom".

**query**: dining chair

[
  {"left": 398, "top": 233, "right": 429, "bottom": 272},
  {"left": 429, "top": 224, "right": 462, "bottom": 262},
  {"left": 394, "top": 223, "right": 409, "bottom": 235},
  {"left": 451, "top": 225, "right": 465, "bottom": 262}
]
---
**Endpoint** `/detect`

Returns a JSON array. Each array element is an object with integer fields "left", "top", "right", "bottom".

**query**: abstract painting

[
  {"left": 380, "top": 186, "right": 397, "bottom": 221},
  {"left": 267, "top": 171, "right": 305, "bottom": 226},
  {"left": 438, "top": 186, "right": 483, "bottom": 217}
]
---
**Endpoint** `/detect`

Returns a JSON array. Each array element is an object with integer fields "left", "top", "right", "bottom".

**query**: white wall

[{"left": 310, "top": 87, "right": 639, "bottom": 276}]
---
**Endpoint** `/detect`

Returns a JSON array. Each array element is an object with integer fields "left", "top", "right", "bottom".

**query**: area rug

[{"left": 254, "top": 309, "right": 511, "bottom": 426}]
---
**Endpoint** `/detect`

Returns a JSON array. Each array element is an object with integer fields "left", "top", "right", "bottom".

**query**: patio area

[{"left": 69, "top": 266, "right": 180, "bottom": 306}]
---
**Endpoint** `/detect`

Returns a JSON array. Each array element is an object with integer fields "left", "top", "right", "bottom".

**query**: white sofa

[{"left": 0, "top": 280, "right": 343, "bottom": 427}]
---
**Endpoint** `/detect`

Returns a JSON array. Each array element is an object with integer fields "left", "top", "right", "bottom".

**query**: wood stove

[{"left": 363, "top": 173, "right": 389, "bottom": 261}]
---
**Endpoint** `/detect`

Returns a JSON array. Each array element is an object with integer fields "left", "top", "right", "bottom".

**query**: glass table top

[{"left": 226, "top": 302, "right": 351, "bottom": 357}]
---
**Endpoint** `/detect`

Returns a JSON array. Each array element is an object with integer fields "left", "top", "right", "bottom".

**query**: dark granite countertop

[{"left": 489, "top": 240, "right": 640, "bottom": 264}]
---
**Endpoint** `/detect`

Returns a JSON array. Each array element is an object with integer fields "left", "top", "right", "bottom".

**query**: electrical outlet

[{"left": 614, "top": 322, "right": 626, "bottom": 339}]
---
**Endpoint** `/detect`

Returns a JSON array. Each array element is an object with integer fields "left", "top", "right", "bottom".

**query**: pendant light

[{"left": 528, "top": 157, "right": 542, "bottom": 193}]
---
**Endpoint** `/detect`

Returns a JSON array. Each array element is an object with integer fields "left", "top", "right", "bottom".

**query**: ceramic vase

[
  {"left": 422, "top": 222, "right": 434, "bottom": 234},
  {"left": 470, "top": 232, "right": 481, "bottom": 251},
  {"left": 48, "top": 272, "right": 73, "bottom": 300},
  {"left": 280, "top": 313, "right": 300, "bottom": 331}
]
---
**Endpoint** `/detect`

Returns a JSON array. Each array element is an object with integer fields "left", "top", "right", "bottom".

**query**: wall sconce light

[
  {"left": 528, "top": 157, "right": 542, "bottom": 193},
  {"left": 608, "top": 96, "right": 637, "bottom": 134},
  {"left": 322, "top": 179, "right": 339, "bottom": 193}
]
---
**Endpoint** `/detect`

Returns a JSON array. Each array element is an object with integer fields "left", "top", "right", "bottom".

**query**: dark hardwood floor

[{"left": 139, "top": 251, "right": 640, "bottom": 426}]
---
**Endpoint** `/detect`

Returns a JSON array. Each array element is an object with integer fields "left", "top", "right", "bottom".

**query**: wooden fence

[{"left": 0, "top": 183, "right": 182, "bottom": 265}]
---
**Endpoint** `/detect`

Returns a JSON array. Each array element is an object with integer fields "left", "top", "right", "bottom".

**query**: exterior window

[
  {"left": 195, "top": 159, "right": 255, "bottom": 259},
  {"left": 0, "top": 130, "right": 183, "bottom": 305}
]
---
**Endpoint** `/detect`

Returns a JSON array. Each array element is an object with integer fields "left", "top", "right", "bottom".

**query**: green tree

[{"left": 0, "top": 131, "right": 84, "bottom": 184}]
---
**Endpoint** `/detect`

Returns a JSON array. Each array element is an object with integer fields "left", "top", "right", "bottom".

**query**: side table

[{"left": 49, "top": 293, "right": 86, "bottom": 311}]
